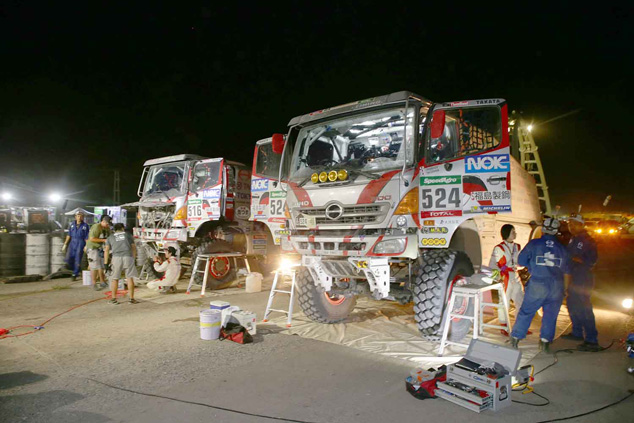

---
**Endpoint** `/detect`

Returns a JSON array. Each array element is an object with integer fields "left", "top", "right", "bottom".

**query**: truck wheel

[
  {"left": 413, "top": 250, "right": 474, "bottom": 341},
  {"left": 297, "top": 268, "right": 357, "bottom": 323},
  {"left": 192, "top": 240, "right": 236, "bottom": 289}
]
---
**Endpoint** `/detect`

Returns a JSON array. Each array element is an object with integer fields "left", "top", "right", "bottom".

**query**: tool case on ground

[{"left": 435, "top": 339, "right": 521, "bottom": 413}]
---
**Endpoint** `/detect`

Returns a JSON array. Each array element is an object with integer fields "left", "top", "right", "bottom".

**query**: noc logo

[
  {"left": 251, "top": 179, "right": 269, "bottom": 191},
  {"left": 464, "top": 154, "right": 510, "bottom": 173}
]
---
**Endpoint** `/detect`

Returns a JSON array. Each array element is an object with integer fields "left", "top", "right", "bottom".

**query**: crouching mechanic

[
  {"left": 510, "top": 218, "right": 572, "bottom": 353},
  {"left": 146, "top": 246, "right": 181, "bottom": 293},
  {"left": 104, "top": 223, "right": 139, "bottom": 305}
]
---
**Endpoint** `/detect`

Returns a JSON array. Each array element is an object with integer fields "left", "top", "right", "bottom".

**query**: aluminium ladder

[{"left": 262, "top": 266, "right": 298, "bottom": 327}]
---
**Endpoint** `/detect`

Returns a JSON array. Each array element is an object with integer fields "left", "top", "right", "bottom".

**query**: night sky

[{"left": 1, "top": 2, "right": 632, "bottom": 213}]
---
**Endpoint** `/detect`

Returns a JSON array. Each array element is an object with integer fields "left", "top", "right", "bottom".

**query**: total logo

[
  {"left": 465, "top": 154, "right": 510, "bottom": 173},
  {"left": 251, "top": 179, "right": 269, "bottom": 191}
]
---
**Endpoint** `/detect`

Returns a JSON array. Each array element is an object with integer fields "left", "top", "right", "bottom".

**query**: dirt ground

[{"left": 1, "top": 242, "right": 634, "bottom": 423}]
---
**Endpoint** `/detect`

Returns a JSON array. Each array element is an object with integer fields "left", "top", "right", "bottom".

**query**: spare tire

[
  {"left": 413, "top": 249, "right": 474, "bottom": 341},
  {"left": 191, "top": 239, "right": 236, "bottom": 290}
]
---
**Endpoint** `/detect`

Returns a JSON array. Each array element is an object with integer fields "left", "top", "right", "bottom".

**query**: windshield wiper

[{"left": 348, "top": 169, "right": 381, "bottom": 180}]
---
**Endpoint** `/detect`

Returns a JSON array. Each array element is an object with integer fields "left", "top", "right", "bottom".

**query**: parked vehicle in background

[
  {"left": 594, "top": 220, "right": 621, "bottom": 238},
  {"left": 253, "top": 91, "right": 542, "bottom": 341},
  {"left": 124, "top": 154, "right": 276, "bottom": 289}
]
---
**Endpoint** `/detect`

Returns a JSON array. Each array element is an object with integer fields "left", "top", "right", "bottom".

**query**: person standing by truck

[
  {"left": 62, "top": 210, "right": 90, "bottom": 281},
  {"left": 510, "top": 218, "right": 572, "bottom": 353},
  {"left": 104, "top": 223, "right": 138, "bottom": 304},
  {"left": 86, "top": 215, "right": 111, "bottom": 290},
  {"left": 563, "top": 215, "right": 600, "bottom": 351},
  {"left": 489, "top": 224, "right": 528, "bottom": 336}
]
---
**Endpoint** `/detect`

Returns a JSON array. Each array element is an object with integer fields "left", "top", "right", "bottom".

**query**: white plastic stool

[{"left": 437, "top": 282, "right": 510, "bottom": 355}]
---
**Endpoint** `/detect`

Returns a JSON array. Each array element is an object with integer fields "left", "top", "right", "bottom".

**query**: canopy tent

[{"left": 64, "top": 207, "right": 97, "bottom": 216}]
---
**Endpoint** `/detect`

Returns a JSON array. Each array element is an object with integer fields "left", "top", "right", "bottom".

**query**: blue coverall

[
  {"left": 66, "top": 221, "right": 90, "bottom": 276},
  {"left": 511, "top": 234, "right": 571, "bottom": 342},
  {"left": 567, "top": 231, "right": 599, "bottom": 343}
]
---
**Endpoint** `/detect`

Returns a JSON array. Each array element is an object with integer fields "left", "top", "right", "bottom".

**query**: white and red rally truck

[
  {"left": 126, "top": 154, "right": 274, "bottom": 289},
  {"left": 251, "top": 92, "right": 541, "bottom": 340}
]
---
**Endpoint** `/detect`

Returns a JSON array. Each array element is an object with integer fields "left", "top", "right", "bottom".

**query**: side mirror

[
  {"left": 430, "top": 110, "right": 446, "bottom": 139},
  {"left": 272, "top": 133, "right": 286, "bottom": 154}
]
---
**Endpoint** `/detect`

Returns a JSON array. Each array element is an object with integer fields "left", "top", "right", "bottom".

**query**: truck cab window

[{"left": 427, "top": 107, "right": 501, "bottom": 164}]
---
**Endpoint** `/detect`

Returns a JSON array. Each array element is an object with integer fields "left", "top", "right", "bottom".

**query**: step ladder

[
  {"left": 186, "top": 253, "right": 250, "bottom": 296},
  {"left": 262, "top": 266, "right": 298, "bottom": 328},
  {"left": 438, "top": 283, "right": 510, "bottom": 356}
]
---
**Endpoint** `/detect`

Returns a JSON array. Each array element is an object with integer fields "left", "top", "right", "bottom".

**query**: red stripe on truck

[{"left": 357, "top": 170, "right": 400, "bottom": 204}]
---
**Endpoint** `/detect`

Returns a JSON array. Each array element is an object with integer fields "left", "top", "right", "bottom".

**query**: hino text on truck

[
  {"left": 125, "top": 154, "right": 275, "bottom": 289},
  {"left": 251, "top": 92, "right": 541, "bottom": 341}
]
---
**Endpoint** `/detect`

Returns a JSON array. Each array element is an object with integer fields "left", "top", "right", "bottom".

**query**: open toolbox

[{"left": 436, "top": 339, "right": 521, "bottom": 413}]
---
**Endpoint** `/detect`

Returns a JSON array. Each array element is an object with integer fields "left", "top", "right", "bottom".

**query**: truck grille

[{"left": 296, "top": 203, "right": 388, "bottom": 226}]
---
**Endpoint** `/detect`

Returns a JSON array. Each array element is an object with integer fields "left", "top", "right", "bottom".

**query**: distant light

[
  {"left": 623, "top": 298, "right": 633, "bottom": 309},
  {"left": 1, "top": 192, "right": 12, "bottom": 201},
  {"left": 49, "top": 193, "right": 62, "bottom": 202},
  {"left": 527, "top": 124, "right": 533, "bottom": 132}
]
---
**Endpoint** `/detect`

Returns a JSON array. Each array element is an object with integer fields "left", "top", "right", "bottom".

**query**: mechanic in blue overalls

[
  {"left": 62, "top": 210, "right": 90, "bottom": 281},
  {"left": 510, "top": 218, "right": 572, "bottom": 353},
  {"left": 562, "top": 214, "right": 600, "bottom": 351}
]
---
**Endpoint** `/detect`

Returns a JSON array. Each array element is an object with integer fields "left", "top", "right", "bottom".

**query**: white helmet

[{"left": 542, "top": 217, "right": 561, "bottom": 235}]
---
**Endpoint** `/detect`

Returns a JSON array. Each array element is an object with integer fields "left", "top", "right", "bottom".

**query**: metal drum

[
  {"left": 50, "top": 234, "right": 67, "bottom": 273},
  {"left": 25, "top": 234, "right": 50, "bottom": 276},
  {"left": 0, "top": 233, "right": 26, "bottom": 277}
]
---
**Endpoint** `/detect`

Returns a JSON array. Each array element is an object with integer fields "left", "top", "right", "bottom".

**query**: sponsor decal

[
  {"left": 235, "top": 192, "right": 250, "bottom": 200},
  {"left": 421, "top": 238, "right": 448, "bottom": 246},
  {"left": 251, "top": 205, "right": 267, "bottom": 216},
  {"left": 465, "top": 154, "right": 510, "bottom": 173},
  {"left": 268, "top": 217, "right": 286, "bottom": 223},
  {"left": 422, "top": 165, "right": 441, "bottom": 175},
  {"left": 450, "top": 101, "right": 469, "bottom": 106},
  {"left": 469, "top": 190, "right": 511, "bottom": 201},
  {"left": 420, "top": 175, "right": 461, "bottom": 186},
  {"left": 423, "top": 220, "right": 435, "bottom": 226},
  {"left": 438, "top": 218, "right": 462, "bottom": 225},
  {"left": 238, "top": 169, "right": 250, "bottom": 181},
  {"left": 475, "top": 99, "right": 499, "bottom": 105},
  {"left": 421, "top": 210, "right": 463, "bottom": 218},
  {"left": 480, "top": 205, "right": 512, "bottom": 212},
  {"left": 421, "top": 227, "right": 449, "bottom": 234},
  {"left": 251, "top": 178, "right": 269, "bottom": 191},
  {"left": 236, "top": 206, "right": 249, "bottom": 219},
  {"left": 271, "top": 191, "right": 286, "bottom": 199},
  {"left": 253, "top": 234, "right": 267, "bottom": 240},
  {"left": 202, "top": 188, "right": 221, "bottom": 198},
  {"left": 275, "top": 229, "right": 291, "bottom": 236},
  {"left": 253, "top": 239, "right": 268, "bottom": 245},
  {"left": 377, "top": 195, "right": 392, "bottom": 201}
]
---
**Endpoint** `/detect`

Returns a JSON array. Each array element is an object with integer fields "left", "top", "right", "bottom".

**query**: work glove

[{"left": 62, "top": 244, "right": 68, "bottom": 253}]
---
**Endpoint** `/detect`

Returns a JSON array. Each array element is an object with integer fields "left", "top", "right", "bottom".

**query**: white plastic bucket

[
  {"left": 82, "top": 270, "right": 92, "bottom": 286},
  {"left": 245, "top": 272, "right": 263, "bottom": 293},
  {"left": 210, "top": 300, "right": 230, "bottom": 311},
  {"left": 199, "top": 309, "right": 222, "bottom": 340}
]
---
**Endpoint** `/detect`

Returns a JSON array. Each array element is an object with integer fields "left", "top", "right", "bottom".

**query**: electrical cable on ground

[
  {"left": 0, "top": 297, "right": 105, "bottom": 339},
  {"left": 534, "top": 390, "right": 634, "bottom": 423},
  {"left": 86, "top": 378, "right": 320, "bottom": 423}
]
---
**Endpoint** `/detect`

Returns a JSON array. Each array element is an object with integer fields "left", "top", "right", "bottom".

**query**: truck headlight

[
  {"left": 373, "top": 238, "right": 406, "bottom": 254},
  {"left": 623, "top": 298, "right": 633, "bottom": 309}
]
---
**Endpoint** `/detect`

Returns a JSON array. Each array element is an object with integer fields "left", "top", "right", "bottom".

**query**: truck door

[
  {"left": 250, "top": 137, "right": 285, "bottom": 245},
  {"left": 418, "top": 99, "right": 510, "bottom": 246},
  {"left": 187, "top": 158, "right": 223, "bottom": 234}
]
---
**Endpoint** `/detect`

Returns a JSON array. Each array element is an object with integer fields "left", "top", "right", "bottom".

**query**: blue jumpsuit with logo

[
  {"left": 511, "top": 234, "right": 571, "bottom": 342},
  {"left": 66, "top": 221, "right": 90, "bottom": 276},
  {"left": 566, "top": 231, "right": 598, "bottom": 343}
]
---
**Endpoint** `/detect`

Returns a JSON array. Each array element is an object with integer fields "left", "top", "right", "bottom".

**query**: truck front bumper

[
  {"left": 133, "top": 227, "right": 188, "bottom": 243},
  {"left": 290, "top": 232, "right": 418, "bottom": 259}
]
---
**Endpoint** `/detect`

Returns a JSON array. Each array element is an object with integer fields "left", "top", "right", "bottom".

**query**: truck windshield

[
  {"left": 143, "top": 162, "right": 187, "bottom": 197},
  {"left": 289, "top": 106, "right": 415, "bottom": 184}
]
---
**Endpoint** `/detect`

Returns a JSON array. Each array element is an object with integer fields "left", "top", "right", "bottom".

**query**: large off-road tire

[
  {"left": 191, "top": 240, "right": 236, "bottom": 290},
  {"left": 413, "top": 249, "right": 474, "bottom": 341},
  {"left": 296, "top": 268, "right": 357, "bottom": 323}
]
